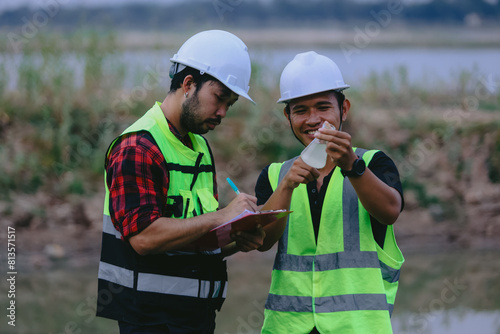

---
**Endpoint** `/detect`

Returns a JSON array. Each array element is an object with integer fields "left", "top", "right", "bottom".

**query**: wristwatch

[{"left": 341, "top": 158, "right": 366, "bottom": 178}]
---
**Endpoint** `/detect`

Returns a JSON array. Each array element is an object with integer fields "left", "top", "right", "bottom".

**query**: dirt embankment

[
  {"left": 2, "top": 108, "right": 500, "bottom": 270},
  {"left": 2, "top": 188, "right": 499, "bottom": 273}
]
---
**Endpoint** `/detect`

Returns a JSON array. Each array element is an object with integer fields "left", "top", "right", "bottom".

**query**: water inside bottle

[{"left": 300, "top": 122, "right": 336, "bottom": 169}]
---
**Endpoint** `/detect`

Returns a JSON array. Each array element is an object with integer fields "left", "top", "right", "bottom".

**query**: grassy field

[
  {"left": 1, "top": 29, "right": 499, "bottom": 201},
  {"left": 0, "top": 28, "right": 499, "bottom": 250}
]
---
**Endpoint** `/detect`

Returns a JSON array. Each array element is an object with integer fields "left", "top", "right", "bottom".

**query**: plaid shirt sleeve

[{"left": 106, "top": 132, "right": 168, "bottom": 239}]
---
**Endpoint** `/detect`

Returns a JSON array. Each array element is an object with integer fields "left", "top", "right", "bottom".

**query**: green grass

[{"left": 0, "top": 29, "right": 499, "bottom": 222}]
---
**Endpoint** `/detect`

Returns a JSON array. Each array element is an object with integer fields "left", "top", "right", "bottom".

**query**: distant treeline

[{"left": 1, "top": 0, "right": 499, "bottom": 30}]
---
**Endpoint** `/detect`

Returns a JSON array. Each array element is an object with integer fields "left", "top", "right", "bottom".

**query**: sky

[
  {"left": 1, "top": 0, "right": 497, "bottom": 16},
  {"left": 0, "top": 0, "right": 186, "bottom": 14},
  {"left": 0, "top": 0, "right": 459, "bottom": 15}
]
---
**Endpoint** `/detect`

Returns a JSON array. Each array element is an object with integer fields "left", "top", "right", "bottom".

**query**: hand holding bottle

[{"left": 300, "top": 121, "right": 336, "bottom": 169}]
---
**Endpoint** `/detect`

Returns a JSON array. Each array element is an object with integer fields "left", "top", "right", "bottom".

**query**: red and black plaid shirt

[{"left": 106, "top": 120, "right": 218, "bottom": 239}]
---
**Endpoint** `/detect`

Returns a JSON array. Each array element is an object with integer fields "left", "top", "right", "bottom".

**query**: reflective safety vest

[
  {"left": 262, "top": 148, "right": 404, "bottom": 334},
  {"left": 97, "top": 102, "right": 227, "bottom": 326}
]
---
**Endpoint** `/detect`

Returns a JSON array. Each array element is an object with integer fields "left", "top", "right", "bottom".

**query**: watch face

[
  {"left": 354, "top": 158, "right": 366, "bottom": 176},
  {"left": 341, "top": 157, "right": 366, "bottom": 177}
]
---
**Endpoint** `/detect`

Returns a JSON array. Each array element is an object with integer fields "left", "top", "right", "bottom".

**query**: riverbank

[
  {"left": 0, "top": 28, "right": 499, "bottom": 272},
  {"left": 115, "top": 26, "right": 500, "bottom": 50}
]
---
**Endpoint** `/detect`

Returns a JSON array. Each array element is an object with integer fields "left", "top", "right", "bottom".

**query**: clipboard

[{"left": 193, "top": 209, "right": 292, "bottom": 250}]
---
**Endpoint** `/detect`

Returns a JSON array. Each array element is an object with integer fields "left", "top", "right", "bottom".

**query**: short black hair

[
  {"left": 169, "top": 66, "right": 216, "bottom": 94},
  {"left": 284, "top": 90, "right": 345, "bottom": 115}
]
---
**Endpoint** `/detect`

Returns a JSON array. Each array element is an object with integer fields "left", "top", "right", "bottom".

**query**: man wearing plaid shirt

[{"left": 96, "top": 30, "right": 265, "bottom": 334}]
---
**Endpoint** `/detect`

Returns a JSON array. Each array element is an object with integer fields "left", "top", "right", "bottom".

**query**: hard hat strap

[
  {"left": 287, "top": 114, "right": 305, "bottom": 146},
  {"left": 337, "top": 91, "right": 345, "bottom": 131},
  {"left": 169, "top": 63, "right": 187, "bottom": 79}
]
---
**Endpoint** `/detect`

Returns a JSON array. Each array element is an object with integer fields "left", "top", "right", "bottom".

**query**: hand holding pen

[
  {"left": 225, "top": 178, "right": 265, "bottom": 252},
  {"left": 226, "top": 177, "right": 240, "bottom": 195}
]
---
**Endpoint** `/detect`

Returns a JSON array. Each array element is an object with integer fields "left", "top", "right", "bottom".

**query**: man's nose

[
  {"left": 215, "top": 106, "right": 227, "bottom": 118},
  {"left": 306, "top": 109, "right": 322, "bottom": 125}
]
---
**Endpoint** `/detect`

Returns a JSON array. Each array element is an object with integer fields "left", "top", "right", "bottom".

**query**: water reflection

[
  {"left": 220, "top": 249, "right": 500, "bottom": 334},
  {"left": 391, "top": 249, "right": 500, "bottom": 334},
  {"left": 394, "top": 309, "right": 500, "bottom": 334},
  {"left": 3, "top": 248, "right": 499, "bottom": 333}
]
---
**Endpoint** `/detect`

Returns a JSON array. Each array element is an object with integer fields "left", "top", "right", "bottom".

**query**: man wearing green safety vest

[
  {"left": 96, "top": 30, "right": 265, "bottom": 334},
  {"left": 255, "top": 51, "right": 405, "bottom": 333}
]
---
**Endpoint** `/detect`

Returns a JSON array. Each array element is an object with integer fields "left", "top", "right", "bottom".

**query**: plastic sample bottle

[{"left": 300, "top": 121, "right": 335, "bottom": 169}]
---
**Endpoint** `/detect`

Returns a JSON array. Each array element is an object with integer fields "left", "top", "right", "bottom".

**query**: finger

[
  {"left": 231, "top": 237, "right": 252, "bottom": 252},
  {"left": 318, "top": 127, "right": 348, "bottom": 138},
  {"left": 316, "top": 128, "right": 341, "bottom": 140},
  {"left": 242, "top": 197, "right": 258, "bottom": 212},
  {"left": 256, "top": 225, "right": 266, "bottom": 238},
  {"left": 234, "top": 230, "right": 261, "bottom": 243},
  {"left": 318, "top": 134, "right": 350, "bottom": 149},
  {"left": 293, "top": 163, "right": 320, "bottom": 177},
  {"left": 239, "top": 193, "right": 257, "bottom": 204},
  {"left": 246, "top": 225, "right": 266, "bottom": 238},
  {"left": 237, "top": 229, "right": 265, "bottom": 244},
  {"left": 309, "top": 167, "right": 320, "bottom": 179},
  {"left": 293, "top": 169, "right": 318, "bottom": 184},
  {"left": 326, "top": 140, "right": 351, "bottom": 155},
  {"left": 235, "top": 194, "right": 258, "bottom": 212},
  {"left": 246, "top": 194, "right": 258, "bottom": 203},
  {"left": 248, "top": 201, "right": 258, "bottom": 212},
  {"left": 295, "top": 157, "right": 317, "bottom": 169},
  {"left": 318, "top": 128, "right": 351, "bottom": 142},
  {"left": 299, "top": 167, "right": 320, "bottom": 182},
  {"left": 232, "top": 235, "right": 262, "bottom": 250},
  {"left": 314, "top": 131, "right": 334, "bottom": 142}
]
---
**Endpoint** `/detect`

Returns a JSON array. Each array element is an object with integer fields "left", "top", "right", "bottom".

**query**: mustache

[{"left": 207, "top": 117, "right": 222, "bottom": 125}]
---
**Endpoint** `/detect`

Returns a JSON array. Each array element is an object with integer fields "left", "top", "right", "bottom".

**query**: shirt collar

[{"left": 166, "top": 118, "right": 193, "bottom": 149}]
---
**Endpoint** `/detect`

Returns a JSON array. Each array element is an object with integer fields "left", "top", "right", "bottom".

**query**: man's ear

[
  {"left": 342, "top": 99, "right": 351, "bottom": 122},
  {"left": 182, "top": 75, "right": 195, "bottom": 95}
]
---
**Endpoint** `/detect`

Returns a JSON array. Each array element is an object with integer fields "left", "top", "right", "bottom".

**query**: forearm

[
  {"left": 349, "top": 168, "right": 402, "bottom": 225},
  {"left": 129, "top": 210, "right": 225, "bottom": 255}
]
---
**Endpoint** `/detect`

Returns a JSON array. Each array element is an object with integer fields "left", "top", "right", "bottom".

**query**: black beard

[{"left": 180, "top": 92, "right": 207, "bottom": 135}]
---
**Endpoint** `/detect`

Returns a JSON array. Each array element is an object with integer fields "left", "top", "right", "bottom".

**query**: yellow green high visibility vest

[
  {"left": 97, "top": 102, "right": 226, "bottom": 325},
  {"left": 103, "top": 101, "right": 220, "bottom": 221},
  {"left": 262, "top": 148, "right": 404, "bottom": 334}
]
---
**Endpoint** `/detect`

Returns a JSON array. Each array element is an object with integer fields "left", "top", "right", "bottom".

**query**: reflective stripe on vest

[
  {"left": 98, "top": 261, "right": 227, "bottom": 299},
  {"left": 274, "top": 149, "right": 401, "bottom": 284},
  {"left": 266, "top": 293, "right": 389, "bottom": 313},
  {"left": 262, "top": 148, "right": 404, "bottom": 334}
]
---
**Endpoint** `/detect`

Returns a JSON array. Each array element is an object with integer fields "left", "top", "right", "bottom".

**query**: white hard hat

[
  {"left": 277, "top": 51, "right": 349, "bottom": 104},
  {"left": 170, "top": 30, "right": 255, "bottom": 104}
]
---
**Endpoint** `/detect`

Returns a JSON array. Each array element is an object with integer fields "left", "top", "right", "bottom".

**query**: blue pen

[{"left": 226, "top": 177, "right": 240, "bottom": 195}]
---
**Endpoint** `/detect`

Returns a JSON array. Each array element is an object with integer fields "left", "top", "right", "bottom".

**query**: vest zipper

[
  {"left": 184, "top": 198, "right": 190, "bottom": 218},
  {"left": 190, "top": 153, "right": 204, "bottom": 191}
]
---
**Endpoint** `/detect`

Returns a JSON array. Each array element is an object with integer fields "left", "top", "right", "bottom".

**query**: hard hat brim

[
  {"left": 277, "top": 86, "right": 350, "bottom": 104},
  {"left": 228, "top": 85, "right": 256, "bottom": 105},
  {"left": 170, "top": 59, "right": 256, "bottom": 105}
]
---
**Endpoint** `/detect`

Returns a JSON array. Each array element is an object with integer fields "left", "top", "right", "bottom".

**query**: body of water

[
  {"left": 2, "top": 249, "right": 499, "bottom": 334},
  {"left": 1, "top": 47, "right": 500, "bottom": 92},
  {"left": 253, "top": 47, "right": 500, "bottom": 89}
]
